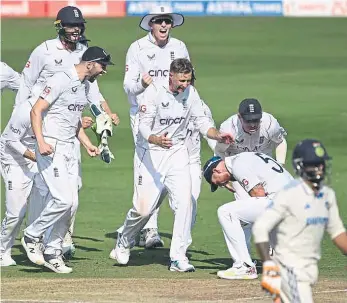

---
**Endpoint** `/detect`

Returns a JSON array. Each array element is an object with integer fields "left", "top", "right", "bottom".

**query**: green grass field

[{"left": 1, "top": 17, "right": 347, "bottom": 302}]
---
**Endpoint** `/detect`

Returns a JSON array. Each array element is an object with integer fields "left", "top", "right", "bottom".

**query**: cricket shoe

[
  {"left": 0, "top": 252, "right": 16, "bottom": 267},
  {"left": 169, "top": 260, "right": 195, "bottom": 272},
  {"left": 217, "top": 263, "right": 258, "bottom": 280},
  {"left": 109, "top": 235, "right": 130, "bottom": 265},
  {"left": 21, "top": 235, "right": 45, "bottom": 265},
  {"left": 44, "top": 251, "right": 72, "bottom": 274},
  {"left": 142, "top": 228, "right": 164, "bottom": 249}
]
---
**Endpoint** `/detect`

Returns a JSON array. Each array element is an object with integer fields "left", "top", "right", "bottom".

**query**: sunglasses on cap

[{"left": 150, "top": 17, "right": 173, "bottom": 25}]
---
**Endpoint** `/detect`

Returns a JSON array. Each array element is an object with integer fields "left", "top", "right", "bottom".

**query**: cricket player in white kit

[
  {"left": 21, "top": 46, "right": 113, "bottom": 274},
  {"left": 123, "top": 6, "right": 190, "bottom": 247},
  {"left": 16, "top": 6, "right": 118, "bottom": 257},
  {"left": 1, "top": 62, "right": 21, "bottom": 92},
  {"left": 0, "top": 100, "right": 48, "bottom": 267},
  {"left": 110, "top": 59, "right": 233, "bottom": 271},
  {"left": 215, "top": 98, "right": 287, "bottom": 200},
  {"left": 203, "top": 152, "right": 293, "bottom": 279},
  {"left": 253, "top": 139, "right": 347, "bottom": 303}
]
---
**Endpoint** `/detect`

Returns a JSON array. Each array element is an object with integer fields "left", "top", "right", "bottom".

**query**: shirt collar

[
  {"left": 55, "top": 36, "right": 84, "bottom": 52},
  {"left": 70, "top": 66, "right": 81, "bottom": 82},
  {"left": 301, "top": 178, "right": 324, "bottom": 198},
  {"left": 147, "top": 32, "right": 171, "bottom": 47}
]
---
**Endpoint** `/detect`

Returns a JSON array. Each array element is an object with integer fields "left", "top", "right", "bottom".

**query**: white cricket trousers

[
  {"left": 24, "top": 138, "right": 79, "bottom": 255},
  {"left": 279, "top": 263, "right": 314, "bottom": 303},
  {"left": 217, "top": 197, "right": 270, "bottom": 267},
  {"left": 130, "top": 110, "right": 159, "bottom": 231},
  {"left": 120, "top": 145, "right": 193, "bottom": 261},
  {"left": 0, "top": 162, "right": 48, "bottom": 254},
  {"left": 129, "top": 111, "right": 202, "bottom": 232}
]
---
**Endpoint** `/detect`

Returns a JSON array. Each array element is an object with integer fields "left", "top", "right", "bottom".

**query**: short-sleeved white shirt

[
  {"left": 226, "top": 152, "right": 293, "bottom": 197},
  {"left": 40, "top": 67, "right": 97, "bottom": 143}
]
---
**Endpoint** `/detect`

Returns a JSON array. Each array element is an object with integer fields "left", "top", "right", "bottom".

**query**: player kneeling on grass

[
  {"left": 203, "top": 152, "right": 293, "bottom": 280},
  {"left": 21, "top": 46, "right": 114, "bottom": 274},
  {"left": 253, "top": 139, "right": 347, "bottom": 303}
]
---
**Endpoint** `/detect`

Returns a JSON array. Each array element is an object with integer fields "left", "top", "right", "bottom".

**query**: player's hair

[{"left": 170, "top": 58, "right": 193, "bottom": 74}]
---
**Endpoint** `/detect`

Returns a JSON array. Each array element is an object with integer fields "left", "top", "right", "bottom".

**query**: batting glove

[{"left": 261, "top": 260, "right": 281, "bottom": 302}]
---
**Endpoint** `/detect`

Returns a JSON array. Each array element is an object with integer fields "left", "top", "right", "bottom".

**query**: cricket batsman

[
  {"left": 110, "top": 58, "right": 233, "bottom": 272},
  {"left": 253, "top": 139, "right": 347, "bottom": 302},
  {"left": 203, "top": 151, "right": 293, "bottom": 279},
  {"left": 122, "top": 5, "right": 190, "bottom": 248},
  {"left": 21, "top": 46, "right": 113, "bottom": 273}
]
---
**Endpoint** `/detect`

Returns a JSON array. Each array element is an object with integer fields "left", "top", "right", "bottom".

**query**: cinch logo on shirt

[
  {"left": 306, "top": 217, "right": 328, "bottom": 225},
  {"left": 159, "top": 117, "right": 185, "bottom": 126},
  {"left": 68, "top": 104, "right": 86, "bottom": 112},
  {"left": 10, "top": 125, "right": 21, "bottom": 135},
  {"left": 149, "top": 69, "right": 169, "bottom": 77}
]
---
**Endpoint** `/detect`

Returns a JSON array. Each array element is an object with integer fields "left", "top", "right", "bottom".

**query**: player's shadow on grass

[
  {"left": 104, "top": 231, "right": 173, "bottom": 241},
  {"left": 112, "top": 248, "right": 212, "bottom": 267},
  {"left": 74, "top": 244, "right": 102, "bottom": 253},
  {"left": 193, "top": 257, "right": 264, "bottom": 274},
  {"left": 73, "top": 235, "right": 104, "bottom": 242}
]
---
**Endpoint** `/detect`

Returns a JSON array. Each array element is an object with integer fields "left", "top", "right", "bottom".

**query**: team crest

[
  {"left": 170, "top": 51, "right": 175, "bottom": 61},
  {"left": 259, "top": 136, "right": 264, "bottom": 144},
  {"left": 182, "top": 98, "right": 187, "bottom": 109},
  {"left": 147, "top": 54, "right": 155, "bottom": 61},
  {"left": 54, "top": 59, "right": 63, "bottom": 66}
]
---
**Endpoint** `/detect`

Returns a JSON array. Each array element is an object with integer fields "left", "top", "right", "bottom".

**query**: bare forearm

[
  {"left": 30, "top": 108, "right": 44, "bottom": 144},
  {"left": 77, "top": 127, "right": 93, "bottom": 149},
  {"left": 206, "top": 127, "right": 219, "bottom": 140},
  {"left": 23, "top": 149, "right": 36, "bottom": 162},
  {"left": 100, "top": 100, "right": 112, "bottom": 116}
]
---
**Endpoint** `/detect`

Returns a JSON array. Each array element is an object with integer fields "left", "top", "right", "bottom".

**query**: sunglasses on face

[{"left": 151, "top": 18, "right": 173, "bottom": 25}]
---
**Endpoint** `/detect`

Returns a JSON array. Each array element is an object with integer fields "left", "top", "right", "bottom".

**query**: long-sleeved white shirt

[
  {"left": 0, "top": 100, "right": 35, "bottom": 166},
  {"left": 124, "top": 33, "right": 190, "bottom": 110},
  {"left": 215, "top": 112, "right": 287, "bottom": 159},
  {"left": 15, "top": 37, "right": 104, "bottom": 106},
  {"left": 185, "top": 99, "right": 216, "bottom": 163},
  {"left": 0, "top": 61, "right": 20, "bottom": 92},
  {"left": 226, "top": 152, "right": 293, "bottom": 197},
  {"left": 253, "top": 179, "right": 346, "bottom": 283},
  {"left": 137, "top": 83, "right": 214, "bottom": 151},
  {"left": 39, "top": 67, "right": 99, "bottom": 143}
]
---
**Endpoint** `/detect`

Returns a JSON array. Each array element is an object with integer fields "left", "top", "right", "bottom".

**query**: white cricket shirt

[
  {"left": 253, "top": 179, "right": 346, "bottom": 282},
  {"left": 0, "top": 61, "right": 20, "bottom": 92},
  {"left": 226, "top": 152, "right": 293, "bottom": 198},
  {"left": 0, "top": 100, "right": 35, "bottom": 166},
  {"left": 40, "top": 67, "right": 99, "bottom": 143},
  {"left": 15, "top": 37, "right": 104, "bottom": 106},
  {"left": 138, "top": 83, "right": 214, "bottom": 151},
  {"left": 124, "top": 33, "right": 190, "bottom": 111},
  {"left": 216, "top": 112, "right": 287, "bottom": 158}
]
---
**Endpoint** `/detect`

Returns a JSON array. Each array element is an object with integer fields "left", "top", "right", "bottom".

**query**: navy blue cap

[
  {"left": 292, "top": 139, "right": 331, "bottom": 166},
  {"left": 202, "top": 156, "right": 223, "bottom": 192}
]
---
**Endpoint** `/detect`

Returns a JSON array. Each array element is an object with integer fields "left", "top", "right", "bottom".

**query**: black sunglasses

[{"left": 151, "top": 18, "right": 173, "bottom": 25}]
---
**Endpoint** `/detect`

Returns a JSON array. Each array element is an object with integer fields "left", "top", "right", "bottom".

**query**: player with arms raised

[{"left": 253, "top": 139, "right": 347, "bottom": 302}]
